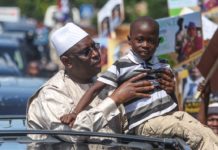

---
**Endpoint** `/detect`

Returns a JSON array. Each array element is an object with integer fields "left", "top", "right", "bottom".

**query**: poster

[
  {"left": 97, "top": 0, "right": 124, "bottom": 37},
  {"left": 94, "top": 37, "right": 109, "bottom": 71},
  {"left": 182, "top": 66, "right": 204, "bottom": 116},
  {"left": 156, "top": 12, "right": 203, "bottom": 64},
  {"left": 202, "top": 0, "right": 218, "bottom": 12},
  {"left": 167, "top": 0, "right": 199, "bottom": 16},
  {"left": 180, "top": 7, "right": 218, "bottom": 40}
]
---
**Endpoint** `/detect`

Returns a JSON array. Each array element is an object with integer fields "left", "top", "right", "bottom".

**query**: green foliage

[
  {"left": 0, "top": 0, "right": 169, "bottom": 22},
  {"left": 124, "top": 0, "right": 169, "bottom": 22},
  {"left": 16, "top": 0, "right": 56, "bottom": 21},
  {"left": 146, "top": 0, "right": 169, "bottom": 19},
  {"left": 0, "top": 0, "right": 56, "bottom": 21}
]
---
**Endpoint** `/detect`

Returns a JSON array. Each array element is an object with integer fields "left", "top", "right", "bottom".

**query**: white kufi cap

[{"left": 51, "top": 23, "right": 88, "bottom": 56}]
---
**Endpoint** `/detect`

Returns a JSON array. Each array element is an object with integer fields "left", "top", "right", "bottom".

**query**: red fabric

[{"left": 197, "top": 29, "right": 218, "bottom": 93}]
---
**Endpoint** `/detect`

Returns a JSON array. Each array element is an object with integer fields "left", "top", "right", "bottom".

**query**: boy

[{"left": 60, "top": 16, "right": 178, "bottom": 129}]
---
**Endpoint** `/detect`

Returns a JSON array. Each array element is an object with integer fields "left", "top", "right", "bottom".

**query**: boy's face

[{"left": 128, "top": 21, "right": 159, "bottom": 61}]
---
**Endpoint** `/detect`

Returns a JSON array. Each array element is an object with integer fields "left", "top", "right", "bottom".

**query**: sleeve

[
  {"left": 97, "top": 62, "right": 119, "bottom": 88},
  {"left": 51, "top": 98, "right": 120, "bottom": 142},
  {"left": 27, "top": 86, "right": 120, "bottom": 142}
]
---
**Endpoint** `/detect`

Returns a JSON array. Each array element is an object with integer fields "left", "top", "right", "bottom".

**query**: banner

[
  {"left": 94, "top": 38, "right": 109, "bottom": 71},
  {"left": 180, "top": 7, "right": 218, "bottom": 40},
  {"left": 156, "top": 12, "right": 203, "bottom": 64},
  {"left": 167, "top": 0, "right": 199, "bottom": 16},
  {"left": 202, "top": 0, "right": 218, "bottom": 12},
  {"left": 0, "top": 7, "right": 20, "bottom": 22},
  {"left": 97, "top": 0, "right": 124, "bottom": 37}
]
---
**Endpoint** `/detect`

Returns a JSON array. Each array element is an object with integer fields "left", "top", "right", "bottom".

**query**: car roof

[
  {"left": 2, "top": 21, "right": 36, "bottom": 33},
  {"left": 0, "top": 32, "right": 26, "bottom": 41},
  {"left": 0, "top": 36, "right": 19, "bottom": 48},
  {"left": 0, "top": 65, "right": 22, "bottom": 76}
]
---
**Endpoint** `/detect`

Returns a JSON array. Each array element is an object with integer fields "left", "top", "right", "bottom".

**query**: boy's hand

[
  {"left": 60, "top": 112, "right": 77, "bottom": 126},
  {"left": 157, "top": 69, "right": 175, "bottom": 94}
]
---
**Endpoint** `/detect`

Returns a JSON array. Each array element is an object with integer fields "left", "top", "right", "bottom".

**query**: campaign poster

[
  {"left": 107, "top": 0, "right": 124, "bottom": 32},
  {"left": 97, "top": 0, "right": 124, "bottom": 37},
  {"left": 156, "top": 12, "right": 203, "bottom": 64},
  {"left": 179, "top": 7, "right": 218, "bottom": 40},
  {"left": 97, "top": 5, "right": 111, "bottom": 37},
  {"left": 201, "top": 0, "right": 218, "bottom": 12},
  {"left": 94, "top": 37, "right": 109, "bottom": 71},
  {"left": 108, "top": 39, "right": 131, "bottom": 66},
  {"left": 182, "top": 65, "right": 204, "bottom": 116},
  {"left": 167, "top": 0, "right": 199, "bottom": 16}
]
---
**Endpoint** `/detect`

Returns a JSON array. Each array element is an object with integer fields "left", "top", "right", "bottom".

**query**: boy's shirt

[{"left": 98, "top": 50, "right": 177, "bottom": 129}]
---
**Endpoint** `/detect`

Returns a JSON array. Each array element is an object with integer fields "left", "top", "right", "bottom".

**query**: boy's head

[{"left": 128, "top": 16, "right": 160, "bottom": 61}]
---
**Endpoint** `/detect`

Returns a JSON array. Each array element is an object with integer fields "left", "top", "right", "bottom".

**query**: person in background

[
  {"left": 111, "top": 4, "right": 122, "bottom": 30},
  {"left": 101, "top": 17, "right": 111, "bottom": 37},
  {"left": 183, "top": 66, "right": 204, "bottom": 103},
  {"left": 198, "top": 81, "right": 218, "bottom": 135},
  {"left": 26, "top": 61, "right": 40, "bottom": 77},
  {"left": 207, "top": 102, "right": 218, "bottom": 135},
  {"left": 175, "top": 17, "right": 186, "bottom": 62},
  {"left": 183, "top": 22, "right": 203, "bottom": 58}
]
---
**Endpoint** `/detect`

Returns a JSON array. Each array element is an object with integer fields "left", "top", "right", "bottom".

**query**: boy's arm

[{"left": 73, "top": 81, "right": 106, "bottom": 114}]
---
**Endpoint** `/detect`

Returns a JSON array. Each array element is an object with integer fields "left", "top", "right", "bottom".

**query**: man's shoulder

[
  {"left": 27, "top": 70, "right": 68, "bottom": 109},
  {"left": 40, "top": 70, "right": 67, "bottom": 91}
]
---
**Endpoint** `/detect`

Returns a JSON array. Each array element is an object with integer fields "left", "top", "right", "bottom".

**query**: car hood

[
  {"left": 0, "top": 76, "right": 46, "bottom": 87},
  {"left": 0, "top": 77, "right": 47, "bottom": 115}
]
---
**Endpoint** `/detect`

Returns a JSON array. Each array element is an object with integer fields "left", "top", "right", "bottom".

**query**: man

[
  {"left": 183, "top": 22, "right": 203, "bottom": 58},
  {"left": 26, "top": 22, "right": 175, "bottom": 142},
  {"left": 207, "top": 102, "right": 218, "bottom": 135}
]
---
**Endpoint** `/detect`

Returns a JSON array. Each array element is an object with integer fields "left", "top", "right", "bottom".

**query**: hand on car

[{"left": 110, "top": 73, "right": 154, "bottom": 105}]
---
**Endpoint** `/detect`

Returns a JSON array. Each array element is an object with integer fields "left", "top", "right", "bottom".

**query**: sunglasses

[{"left": 73, "top": 42, "right": 100, "bottom": 58}]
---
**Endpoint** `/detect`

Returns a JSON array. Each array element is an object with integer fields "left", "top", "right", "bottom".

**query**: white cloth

[
  {"left": 50, "top": 23, "right": 88, "bottom": 56},
  {"left": 27, "top": 70, "right": 121, "bottom": 142}
]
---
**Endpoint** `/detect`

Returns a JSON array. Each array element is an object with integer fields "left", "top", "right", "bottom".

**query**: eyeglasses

[{"left": 72, "top": 42, "right": 100, "bottom": 58}]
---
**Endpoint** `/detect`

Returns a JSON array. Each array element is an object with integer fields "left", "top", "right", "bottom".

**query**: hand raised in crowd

[
  {"left": 157, "top": 69, "right": 175, "bottom": 94},
  {"left": 110, "top": 73, "right": 154, "bottom": 105},
  {"left": 197, "top": 80, "right": 210, "bottom": 99}
]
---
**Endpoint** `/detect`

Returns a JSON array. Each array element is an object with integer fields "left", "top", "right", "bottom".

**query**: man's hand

[
  {"left": 110, "top": 73, "right": 154, "bottom": 105},
  {"left": 157, "top": 69, "right": 175, "bottom": 94}
]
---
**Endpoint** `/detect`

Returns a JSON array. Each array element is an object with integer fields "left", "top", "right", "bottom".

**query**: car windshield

[{"left": 0, "top": 47, "right": 24, "bottom": 74}]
